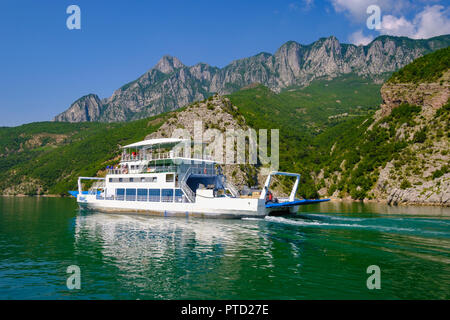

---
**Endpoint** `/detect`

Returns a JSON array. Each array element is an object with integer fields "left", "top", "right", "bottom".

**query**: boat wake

[{"left": 259, "top": 215, "right": 450, "bottom": 237}]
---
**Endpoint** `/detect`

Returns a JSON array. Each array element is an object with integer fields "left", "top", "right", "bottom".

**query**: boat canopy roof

[{"left": 122, "top": 138, "right": 190, "bottom": 149}]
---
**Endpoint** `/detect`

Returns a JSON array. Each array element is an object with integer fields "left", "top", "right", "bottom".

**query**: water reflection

[
  {"left": 70, "top": 205, "right": 450, "bottom": 299},
  {"left": 2, "top": 197, "right": 449, "bottom": 299},
  {"left": 73, "top": 212, "right": 290, "bottom": 298},
  {"left": 74, "top": 212, "right": 262, "bottom": 255}
]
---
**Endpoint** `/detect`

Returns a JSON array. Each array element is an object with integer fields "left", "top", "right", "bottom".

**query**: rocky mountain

[
  {"left": 315, "top": 47, "right": 449, "bottom": 206},
  {"left": 54, "top": 35, "right": 450, "bottom": 123},
  {"left": 54, "top": 94, "right": 103, "bottom": 122},
  {"left": 372, "top": 50, "right": 449, "bottom": 205}
]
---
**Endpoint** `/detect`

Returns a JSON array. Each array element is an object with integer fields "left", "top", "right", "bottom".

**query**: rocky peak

[
  {"left": 153, "top": 55, "right": 185, "bottom": 74},
  {"left": 53, "top": 94, "right": 102, "bottom": 122}
]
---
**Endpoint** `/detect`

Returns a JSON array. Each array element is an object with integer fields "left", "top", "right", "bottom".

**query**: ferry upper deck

[{"left": 108, "top": 138, "right": 218, "bottom": 176}]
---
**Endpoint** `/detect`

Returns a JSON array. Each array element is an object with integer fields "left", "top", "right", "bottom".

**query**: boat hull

[
  {"left": 77, "top": 194, "right": 271, "bottom": 219},
  {"left": 76, "top": 194, "right": 328, "bottom": 219}
]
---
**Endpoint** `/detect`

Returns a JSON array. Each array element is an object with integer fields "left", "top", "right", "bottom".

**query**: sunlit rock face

[{"left": 54, "top": 35, "right": 450, "bottom": 123}]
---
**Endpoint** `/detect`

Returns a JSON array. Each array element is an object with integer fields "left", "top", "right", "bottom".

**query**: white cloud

[
  {"left": 289, "top": 0, "right": 315, "bottom": 12},
  {"left": 379, "top": 5, "right": 450, "bottom": 39},
  {"left": 330, "top": 0, "right": 407, "bottom": 22},
  {"left": 379, "top": 15, "right": 416, "bottom": 37},
  {"left": 413, "top": 5, "right": 450, "bottom": 39},
  {"left": 332, "top": 1, "right": 450, "bottom": 41},
  {"left": 349, "top": 30, "right": 374, "bottom": 45}
]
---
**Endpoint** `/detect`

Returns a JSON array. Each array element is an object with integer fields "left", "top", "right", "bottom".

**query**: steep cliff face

[
  {"left": 54, "top": 35, "right": 450, "bottom": 123},
  {"left": 378, "top": 81, "right": 449, "bottom": 119},
  {"left": 371, "top": 71, "right": 449, "bottom": 206},
  {"left": 54, "top": 94, "right": 103, "bottom": 122},
  {"left": 308, "top": 47, "right": 450, "bottom": 206}
]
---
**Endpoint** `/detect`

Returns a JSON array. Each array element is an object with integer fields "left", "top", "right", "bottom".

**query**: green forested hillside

[
  {"left": 0, "top": 122, "right": 102, "bottom": 175},
  {"left": 227, "top": 75, "right": 383, "bottom": 198},
  {"left": 229, "top": 75, "right": 382, "bottom": 133},
  {"left": 388, "top": 46, "right": 450, "bottom": 83},
  {"left": 228, "top": 66, "right": 449, "bottom": 200},
  {"left": 0, "top": 115, "right": 169, "bottom": 195}
]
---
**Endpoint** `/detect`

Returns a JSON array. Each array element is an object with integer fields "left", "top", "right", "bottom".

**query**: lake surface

[{"left": 0, "top": 197, "right": 449, "bottom": 299}]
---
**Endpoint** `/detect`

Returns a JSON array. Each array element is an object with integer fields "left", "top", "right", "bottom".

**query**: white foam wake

[{"left": 264, "top": 216, "right": 418, "bottom": 233}]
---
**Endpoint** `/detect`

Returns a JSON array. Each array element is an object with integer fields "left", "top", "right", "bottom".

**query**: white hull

[{"left": 77, "top": 194, "right": 297, "bottom": 219}]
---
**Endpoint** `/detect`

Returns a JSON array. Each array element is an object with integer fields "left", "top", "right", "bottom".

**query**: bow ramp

[
  {"left": 265, "top": 198, "right": 330, "bottom": 208},
  {"left": 260, "top": 171, "right": 330, "bottom": 210}
]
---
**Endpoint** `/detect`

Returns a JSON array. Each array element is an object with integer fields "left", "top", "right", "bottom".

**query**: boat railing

[
  {"left": 107, "top": 164, "right": 217, "bottom": 176},
  {"left": 88, "top": 180, "right": 105, "bottom": 196},
  {"left": 108, "top": 168, "right": 127, "bottom": 175},
  {"left": 120, "top": 152, "right": 214, "bottom": 162},
  {"left": 120, "top": 152, "right": 171, "bottom": 162},
  {"left": 223, "top": 179, "right": 240, "bottom": 198},
  {"left": 161, "top": 196, "right": 173, "bottom": 202},
  {"left": 107, "top": 165, "right": 178, "bottom": 175},
  {"left": 180, "top": 168, "right": 195, "bottom": 203},
  {"left": 186, "top": 165, "right": 215, "bottom": 175},
  {"left": 95, "top": 193, "right": 188, "bottom": 202},
  {"left": 96, "top": 194, "right": 114, "bottom": 200}
]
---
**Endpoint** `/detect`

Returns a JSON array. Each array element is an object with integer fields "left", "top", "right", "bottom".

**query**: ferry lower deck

[{"left": 77, "top": 193, "right": 270, "bottom": 218}]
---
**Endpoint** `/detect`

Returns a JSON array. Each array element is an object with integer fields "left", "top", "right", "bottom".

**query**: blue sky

[{"left": 0, "top": 0, "right": 449, "bottom": 126}]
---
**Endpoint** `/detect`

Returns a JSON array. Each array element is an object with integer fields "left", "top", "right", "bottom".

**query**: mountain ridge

[{"left": 54, "top": 34, "right": 450, "bottom": 123}]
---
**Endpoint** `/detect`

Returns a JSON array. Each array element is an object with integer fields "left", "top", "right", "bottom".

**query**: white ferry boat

[{"left": 71, "top": 138, "right": 329, "bottom": 218}]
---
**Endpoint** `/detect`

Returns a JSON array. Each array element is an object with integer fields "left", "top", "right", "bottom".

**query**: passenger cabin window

[
  {"left": 116, "top": 188, "right": 125, "bottom": 201},
  {"left": 129, "top": 178, "right": 134, "bottom": 182},
  {"left": 137, "top": 189, "right": 147, "bottom": 201},
  {"left": 175, "top": 189, "right": 183, "bottom": 203},
  {"left": 148, "top": 189, "right": 160, "bottom": 202},
  {"left": 126, "top": 189, "right": 136, "bottom": 201},
  {"left": 166, "top": 174, "right": 174, "bottom": 183},
  {"left": 161, "top": 189, "right": 173, "bottom": 202}
]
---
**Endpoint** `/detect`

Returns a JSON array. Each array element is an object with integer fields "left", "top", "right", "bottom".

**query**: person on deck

[{"left": 265, "top": 187, "right": 273, "bottom": 204}]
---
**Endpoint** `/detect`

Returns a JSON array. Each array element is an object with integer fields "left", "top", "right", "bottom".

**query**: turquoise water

[{"left": 0, "top": 197, "right": 449, "bottom": 299}]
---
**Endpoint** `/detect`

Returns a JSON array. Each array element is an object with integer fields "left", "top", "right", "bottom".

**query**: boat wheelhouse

[{"left": 73, "top": 138, "right": 329, "bottom": 218}]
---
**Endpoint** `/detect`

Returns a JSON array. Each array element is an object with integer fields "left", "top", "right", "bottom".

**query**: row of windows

[
  {"left": 115, "top": 188, "right": 184, "bottom": 202},
  {"left": 109, "top": 177, "right": 157, "bottom": 183},
  {"left": 109, "top": 174, "right": 175, "bottom": 183}
]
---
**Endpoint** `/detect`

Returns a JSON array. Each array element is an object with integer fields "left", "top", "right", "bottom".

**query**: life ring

[{"left": 204, "top": 168, "right": 207, "bottom": 174}]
